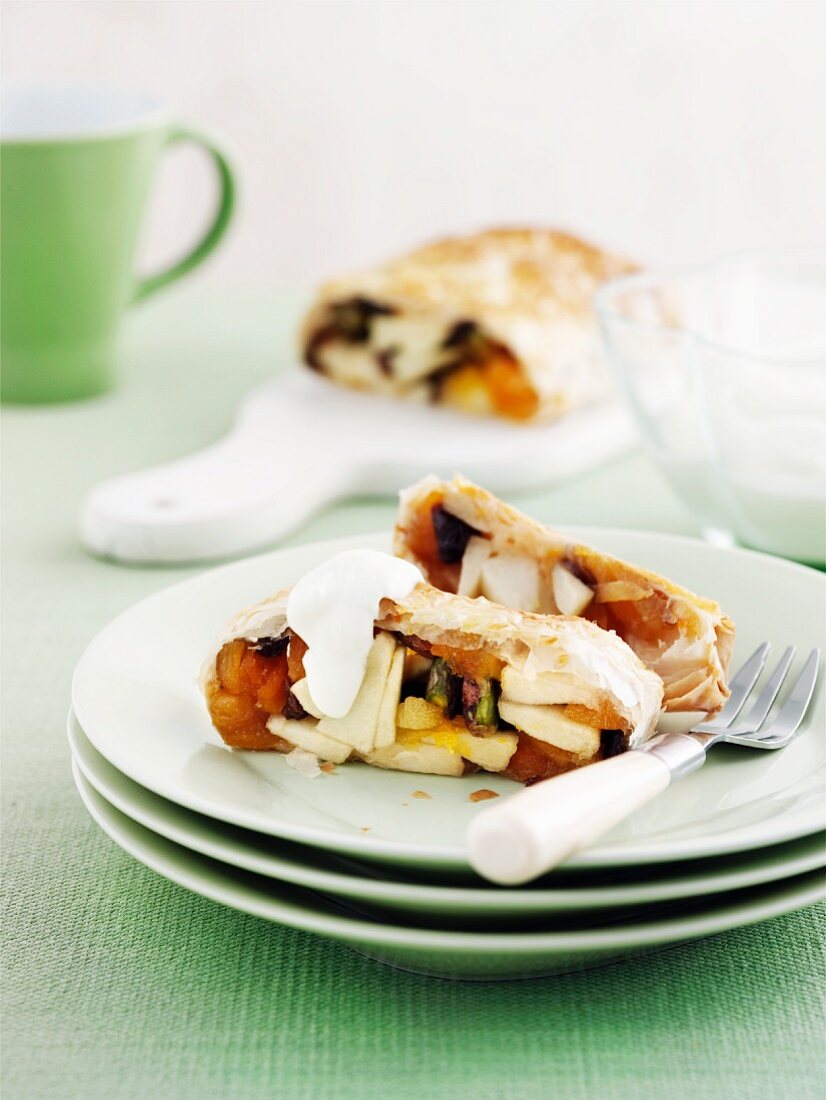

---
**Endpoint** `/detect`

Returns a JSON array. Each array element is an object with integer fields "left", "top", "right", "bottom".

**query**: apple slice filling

[
  {"left": 406, "top": 500, "right": 676, "bottom": 655},
  {"left": 206, "top": 628, "right": 629, "bottom": 783}
]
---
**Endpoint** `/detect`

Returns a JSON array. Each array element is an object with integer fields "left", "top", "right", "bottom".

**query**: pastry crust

[
  {"left": 204, "top": 581, "right": 663, "bottom": 758},
  {"left": 299, "top": 227, "right": 637, "bottom": 422},
  {"left": 394, "top": 475, "right": 735, "bottom": 712}
]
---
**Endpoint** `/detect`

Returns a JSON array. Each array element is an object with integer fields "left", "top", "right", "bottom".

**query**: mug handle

[{"left": 133, "top": 126, "right": 235, "bottom": 303}]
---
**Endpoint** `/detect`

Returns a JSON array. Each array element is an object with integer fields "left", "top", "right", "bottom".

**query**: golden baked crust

[
  {"left": 394, "top": 475, "right": 735, "bottom": 712},
  {"left": 311, "top": 228, "right": 635, "bottom": 316},
  {"left": 299, "top": 227, "right": 637, "bottom": 421}
]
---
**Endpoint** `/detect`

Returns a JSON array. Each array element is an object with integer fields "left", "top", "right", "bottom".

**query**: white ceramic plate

[
  {"left": 69, "top": 712, "right": 826, "bottom": 925},
  {"left": 72, "top": 530, "right": 826, "bottom": 870},
  {"left": 73, "top": 762, "right": 825, "bottom": 980}
]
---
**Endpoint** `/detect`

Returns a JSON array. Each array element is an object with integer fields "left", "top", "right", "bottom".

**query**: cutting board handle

[
  {"left": 79, "top": 429, "right": 354, "bottom": 563},
  {"left": 77, "top": 374, "right": 636, "bottom": 565}
]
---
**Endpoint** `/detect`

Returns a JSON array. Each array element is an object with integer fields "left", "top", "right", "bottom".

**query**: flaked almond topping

[
  {"left": 593, "top": 581, "right": 654, "bottom": 603},
  {"left": 469, "top": 789, "right": 500, "bottom": 803}
]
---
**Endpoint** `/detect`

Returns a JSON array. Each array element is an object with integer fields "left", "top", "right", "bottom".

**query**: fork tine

[
  {"left": 727, "top": 646, "right": 797, "bottom": 735},
  {"left": 753, "top": 649, "right": 821, "bottom": 743},
  {"left": 694, "top": 642, "right": 771, "bottom": 733}
]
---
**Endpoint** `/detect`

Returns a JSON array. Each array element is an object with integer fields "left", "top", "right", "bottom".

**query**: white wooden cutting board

[{"left": 79, "top": 372, "right": 636, "bottom": 564}]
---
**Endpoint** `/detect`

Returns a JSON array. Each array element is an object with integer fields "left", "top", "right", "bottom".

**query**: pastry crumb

[
  {"left": 283, "top": 748, "right": 322, "bottom": 778},
  {"left": 320, "top": 761, "right": 336, "bottom": 774},
  {"left": 412, "top": 790, "right": 431, "bottom": 800},
  {"left": 360, "top": 826, "right": 371, "bottom": 832},
  {"left": 469, "top": 789, "right": 499, "bottom": 803}
]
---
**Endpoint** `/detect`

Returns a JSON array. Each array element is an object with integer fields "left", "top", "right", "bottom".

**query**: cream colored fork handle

[{"left": 467, "top": 751, "right": 672, "bottom": 885}]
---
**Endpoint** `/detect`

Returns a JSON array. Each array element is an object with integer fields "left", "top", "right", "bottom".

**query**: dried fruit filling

[
  {"left": 408, "top": 499, "right": 685, "bottom": 665},
  {"left": 207, "top": 635, "right": 299, "bottom": 750},
  {"left": 208, "top": 628, "right": 627, "bottom": 784}
]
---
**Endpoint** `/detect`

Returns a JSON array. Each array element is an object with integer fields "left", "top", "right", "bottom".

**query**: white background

[{"left": 3, "top": 0, "right": 825, "bottom": 289}]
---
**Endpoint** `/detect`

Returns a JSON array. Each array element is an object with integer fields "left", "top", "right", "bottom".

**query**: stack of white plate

[{"left": 70, "top": 530, "right": 826, "bottom": 980}]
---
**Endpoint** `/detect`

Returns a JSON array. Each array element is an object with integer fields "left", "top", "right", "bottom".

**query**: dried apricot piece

[
  {"left": 398, "top": 491, "right": 460, "bottom": 591},
  {"left": 482, "top": 353, "right": 539, "bottom": 421},
  {"left": 564, "top": 701, "right": 625, "bottom": 730},
  {"left": 502, "top": 732, "right": 579, "bottom": 784},
  {"left": 208, "top": 688, "right": 266, "bottom": 739},
  {"left": 430, "top": 643, "right": 503, "bottom": 682},
  {"left": 254, "top": 655, "right": 290, "bottom": 714},
  {"left": 288, "top": 635, "right": 309, "bottom": 683},
  {"left": 215, "top": 639, "right": 247, "bottom": 694}
]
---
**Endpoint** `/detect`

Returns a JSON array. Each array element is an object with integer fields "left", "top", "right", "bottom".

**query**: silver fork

[{"left": 467, "top": 644, "right": 822, "bottom": 884}]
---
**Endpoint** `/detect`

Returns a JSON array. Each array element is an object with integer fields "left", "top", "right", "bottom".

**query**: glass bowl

[{"left": 596, "top": 248, "right": 826, "bottom": 566}]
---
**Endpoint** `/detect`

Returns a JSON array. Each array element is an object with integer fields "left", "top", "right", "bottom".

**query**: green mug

[{"left": 1, "top": 86, "right": 235, "bottom": 403}]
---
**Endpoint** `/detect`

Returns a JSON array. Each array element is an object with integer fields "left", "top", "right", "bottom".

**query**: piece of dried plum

[
  {"left": 396, "top": 633, "right": 434, "bottom": 658},
  {"left": 331, "top": 297, "right": 395, "bottom": 343},
  {"left": 255, "top": 634, "right": 290, "bottom": 658},
  {"left": 601, "top": 730, "right": 625, "bottom": 758},
  {"left": 376, "top": 346, "right": 398, "bottom": 376},
  {"left": 303, "top": 324, "right": 337, "bottom": 371},
  {"left": 283, "top": 691, "right": 308, "bottom": 720},
  {"left": 563, "top": 555, "right": 597, "bottom": 587},
  {"left": 431, "top": 503, "right": 483, "bottom": 563},
  {"left": 442, "top": 319, "right": 478, "bottom": 349}
]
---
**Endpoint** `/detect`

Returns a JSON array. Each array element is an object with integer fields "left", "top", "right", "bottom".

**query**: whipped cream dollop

[{"left": 286, "top": 549, "right": 423, "bottom": 718}]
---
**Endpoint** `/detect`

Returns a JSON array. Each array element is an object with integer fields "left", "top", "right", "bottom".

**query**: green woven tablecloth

[{"left": 2, "top": 290, "right": 824, "bottom": 1099}]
